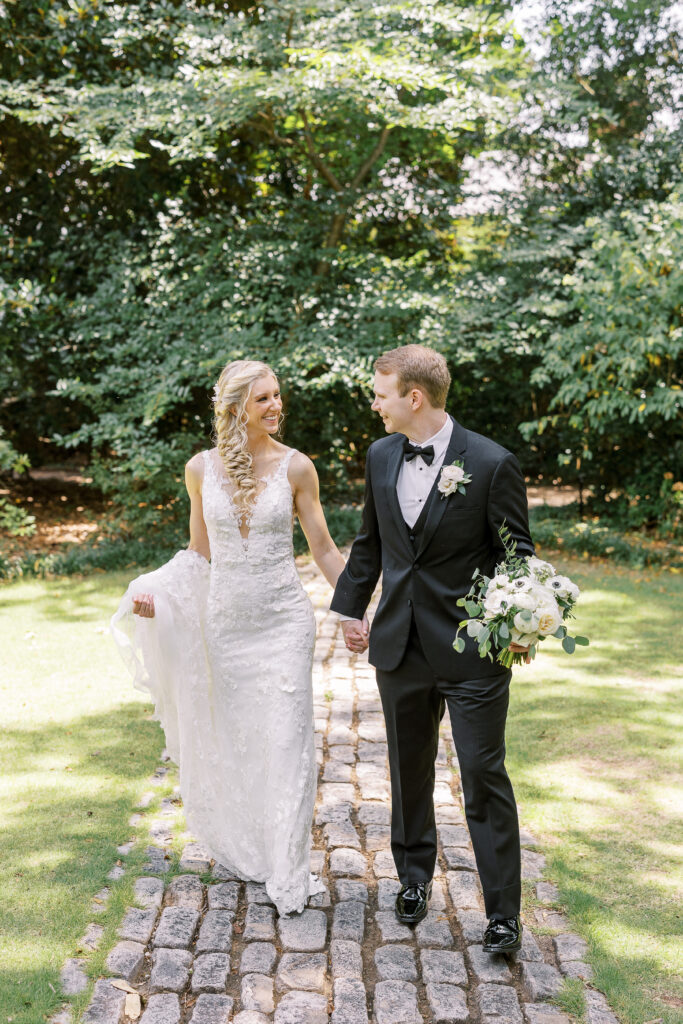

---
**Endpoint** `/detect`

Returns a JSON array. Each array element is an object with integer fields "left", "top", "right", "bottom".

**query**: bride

[{"left": 111, "top": 359, "right": 366, "bottom": 915}]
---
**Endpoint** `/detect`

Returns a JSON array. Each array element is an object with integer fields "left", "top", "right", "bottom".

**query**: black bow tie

[{"left": 403, "top": 438, "right": 435, "bottom": 466}]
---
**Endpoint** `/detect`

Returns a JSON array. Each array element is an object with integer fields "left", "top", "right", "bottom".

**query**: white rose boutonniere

[{"left": 437, "top": 460, "right": 472, "bottom": 498}]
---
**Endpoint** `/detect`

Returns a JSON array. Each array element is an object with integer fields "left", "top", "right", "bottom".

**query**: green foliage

[
  {"left": 529, "top": 505, "right": 682, "bottom": 569},
  {"left": 0, "top": 427, "right": 35, "bottom": 537},
  {"left": 0, "top": 0, "right": 681, "bottom": 547}
]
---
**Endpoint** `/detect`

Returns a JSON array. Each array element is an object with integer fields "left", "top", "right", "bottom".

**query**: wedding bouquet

[{"left": 453, "top": 524, "right": 589, "bottom": 668}]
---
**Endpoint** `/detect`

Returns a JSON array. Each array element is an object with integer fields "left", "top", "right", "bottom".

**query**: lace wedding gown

[{"left": 111, "top": 447, "right": 323, "bottom": 914}]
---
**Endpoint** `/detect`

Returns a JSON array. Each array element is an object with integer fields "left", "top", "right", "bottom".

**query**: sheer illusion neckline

[{"left": 204, "top": 448, "right": 295, "bottom": 544}]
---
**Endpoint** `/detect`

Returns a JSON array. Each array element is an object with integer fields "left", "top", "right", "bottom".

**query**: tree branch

[
  {"left": 299, "top": 108, "right": 345, "bottom": 193},
  {"left": 350, "top": 124, "right": 391, "bottom": 190}
]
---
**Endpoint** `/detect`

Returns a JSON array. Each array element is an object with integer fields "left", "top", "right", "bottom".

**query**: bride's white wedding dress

[{"left": 111, "top": 447, "right": 323, "bottom": 915}]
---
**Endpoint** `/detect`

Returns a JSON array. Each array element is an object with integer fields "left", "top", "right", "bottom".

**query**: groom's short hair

[{"left": 375, "top": 345, "right": 451, "bottom": 408}]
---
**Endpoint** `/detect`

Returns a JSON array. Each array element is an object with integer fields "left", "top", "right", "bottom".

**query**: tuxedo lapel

[
  {"left": 384, "top": 437, "right": 414, "bottom": 558},
  {"left": 415, "top": 416, "right": 468, "bottom": 559}
]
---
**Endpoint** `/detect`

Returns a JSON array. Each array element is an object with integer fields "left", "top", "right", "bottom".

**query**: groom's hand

[
  {"left": 341, "top": 615, "right": 369, "bottom": 654},
  {"left": 509, "top": 642, "right": 531, "bottom": 664}
]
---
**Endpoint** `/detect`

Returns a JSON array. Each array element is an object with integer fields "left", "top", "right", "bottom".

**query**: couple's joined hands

[
  {"left": 342, "top": 619, "right": 529, "bottom": 662},
  {"left": 341, "top": 616, "right": 369, "bottom": 654}
]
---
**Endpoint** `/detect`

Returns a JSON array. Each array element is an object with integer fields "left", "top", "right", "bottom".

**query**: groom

[{"left": 331, "top": 344, "right": 535, "bottom": 953}]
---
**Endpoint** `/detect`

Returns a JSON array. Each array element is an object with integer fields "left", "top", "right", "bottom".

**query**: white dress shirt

[
  {"left": 337, "top": 416, "right": 453, "bottom": 620},
  {"left": 398, "top": 415, "right": 453, "bottom": 528}
]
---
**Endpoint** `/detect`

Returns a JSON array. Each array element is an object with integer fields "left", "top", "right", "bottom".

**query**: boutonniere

[{"left": 438, "top": 460, "right": 472, "bottom": 498}]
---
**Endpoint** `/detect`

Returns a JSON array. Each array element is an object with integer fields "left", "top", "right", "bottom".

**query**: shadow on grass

[
  {"left": 0, "top": 573, "right": 136, "bottom": 622},
  {"left": 0, "top": 703, "right": 164, "bottom": 1022},
  {"left": 505, "top": 567, "right": 683, "bottom": 1020}
]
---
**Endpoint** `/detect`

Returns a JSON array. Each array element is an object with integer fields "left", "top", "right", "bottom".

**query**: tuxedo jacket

[{"left": 330, "top": 415, "right": 535, "bottom": 680}]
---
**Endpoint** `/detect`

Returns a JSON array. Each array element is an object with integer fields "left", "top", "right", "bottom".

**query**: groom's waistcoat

[{"left": 331, "top": 416, "right": 535, "bottom": 680}]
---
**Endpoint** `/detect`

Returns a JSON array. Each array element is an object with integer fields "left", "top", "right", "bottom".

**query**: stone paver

[
  {"left": 373, "top": 980, "right": 422, "bottom": 1024},
  {"left": 476, "top": 983, "right": 523, "bottom": 1023},
  {"left": 140, "top": 993, "right": 181, "bottom": 1024},
  {"left": 82, "top": 979, "right": 126, "bottom": 1023},
  {"left": 521, "top": 961, "right": 564, "bottom": 999},
  {"left": 134, "top": 876, "right": 164, "bottom": 909},
  {"left": 191, "top": 952, "right": 230, "bottom": 993},
  {"left": 76, "top": 576, "right": 616, "bottom": 1024},
  {"left": 330, "top": 847, "right": 367, "bottom": 876},
  {"left": 332, "top": 900, "right": 365, "bottom": 942},
  {"left": 420, "top": 950, "right": 467, "bottom": 986},
  {"left": 60, "top": 958, "right": 88, "bottom": 995},
  {"left": 524, "top": 1006, "right": 572, "bottom": 1024},
  {"left": 179, "top": 842, "right": 211, "bottom": 872},
  {"left": 243, "top": 903, "right": 275, "bottom": 941},
  {"left": 331, "top": 939, "right": 363, "bottom": 979},
  {"left": 196, "top": 909, "right": 234, "bottom": 952},
  {"left": 331, "top": 978, "right": 369, "bottom": 1024},
  {"left": 375, "top": 911, "right": 413, "bottom": 941},
  {"left": 240, "top": 941, "right": 277, "bottom": 974},
  {"left": 207, "top": 881, "right": 240, "bottom": 910},
  {"left": 117, "top": 906, "right": 158, "bottom": 944},
  {"left": 425, "top": 983, "right": 468, "bottom": 1023},
  {"left": 105, "top": 939, "right": 146, "bottom": 983},
  {"left": 189, "top": 994, "right": 235, "bottom": 1024},
  {"left": 278, "top": 908, "right": 327, "bottom": 950},
  {"left": 153, "top": 906, "right": 199, "bottom": 948},
  {"left": 273, "top": 990, "right": 328, "bottom": 1024},
  {"left": 241, "top": 973, "right": 275, "bottom": 1012},
  {"left": 165, "top": 874, "right": 204, "bottom": 909},
  {"left": 467, "top": 944, "right": 512, "bottom": 983},
  {"left": 149, "top": 947, "right": 192, "bottom": 993},
  {"left": 374, "top": 944, "right": 418, "bottom": 981},
  {"left": 276, "top": 952, "right": 327, "bottom": 992}
]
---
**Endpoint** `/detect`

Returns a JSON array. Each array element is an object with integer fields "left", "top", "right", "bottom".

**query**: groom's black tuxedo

[{"left": 331, "top": 415, "right": 535, "bottom": 921}]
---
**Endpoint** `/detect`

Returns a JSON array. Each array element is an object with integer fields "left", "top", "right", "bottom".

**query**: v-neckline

[{"left": 208, "top": 449, "right": 292, "bottom": 545}]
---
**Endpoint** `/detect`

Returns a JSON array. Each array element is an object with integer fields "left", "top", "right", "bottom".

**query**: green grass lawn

[
  {"left": 1, "top": 558, "right": 681, "bottom": 1023},
  {"left": 0, "top": 571, "right": 165, "bottom": 1024},
  {"left": 508, "top": 555, "right": 683, "bottom": 1023}
]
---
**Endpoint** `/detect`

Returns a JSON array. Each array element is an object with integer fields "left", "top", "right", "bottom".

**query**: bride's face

[{"left": 244, "top": 374, "right": 282, "bottom": 434}]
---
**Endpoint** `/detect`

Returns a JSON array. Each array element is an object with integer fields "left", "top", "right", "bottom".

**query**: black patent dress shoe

[
  {"left": 482, "top": 914, "right": 522, "bottom": 953},
  {"left": 395, "top": 880, "right": 433, "bottom": 925}
]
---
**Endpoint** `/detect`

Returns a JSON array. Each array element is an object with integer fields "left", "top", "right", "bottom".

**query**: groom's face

[{"left": 371, "top": 371, "right": 412, "bottom": 435}]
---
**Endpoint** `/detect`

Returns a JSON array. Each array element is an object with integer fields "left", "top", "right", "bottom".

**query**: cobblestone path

[{"left": 59, "top": 560, "right": 618, "bottom": 1024}]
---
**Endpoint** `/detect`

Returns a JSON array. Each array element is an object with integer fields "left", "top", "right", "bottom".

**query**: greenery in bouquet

[{"left": 453, "top": 525, "right": 589, "bottom": 669}]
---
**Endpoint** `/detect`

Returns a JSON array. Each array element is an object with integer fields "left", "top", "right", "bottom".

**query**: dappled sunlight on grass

[
  {"left": 507, "top": 556, "right": 683, "bottom": 1022},
  {"left": 0, "top": 572, "right": 163, "bottom": 1023}
]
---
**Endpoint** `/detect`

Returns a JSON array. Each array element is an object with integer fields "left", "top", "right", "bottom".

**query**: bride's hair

[{"left": 212, "top": 359, "right": 279, "bottom": 513}]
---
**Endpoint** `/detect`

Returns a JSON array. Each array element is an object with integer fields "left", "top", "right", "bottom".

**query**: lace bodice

[{"left": 201, "top": 447, "right": 297, "bottom": 570}]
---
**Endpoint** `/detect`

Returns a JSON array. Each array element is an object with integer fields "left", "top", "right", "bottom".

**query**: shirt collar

[{"left": 407, "top": 414, "right": 452, "bottom": 458}]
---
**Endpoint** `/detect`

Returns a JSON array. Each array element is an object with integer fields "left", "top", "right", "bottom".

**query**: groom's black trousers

[{"left": 375, "top": 620, "right": 521, "bottom": 921}]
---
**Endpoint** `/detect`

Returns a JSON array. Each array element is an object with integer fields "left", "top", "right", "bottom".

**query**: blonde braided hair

[{"left": 212, "top": 359, "right": 280, "bottom": 519}]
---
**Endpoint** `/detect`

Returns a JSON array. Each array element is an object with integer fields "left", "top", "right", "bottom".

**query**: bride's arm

[
  {"left": 185, "top": 453, "right": 211, "bottom": 563},
  {"left": 133, "top": 454, "right": 210, "bottom": 617},
  {"left": 290, "top": 452, "right": 346, "bottom": 590}
]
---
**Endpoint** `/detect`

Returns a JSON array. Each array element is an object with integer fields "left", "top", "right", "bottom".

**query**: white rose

[
  {"left": 510, "top": 590, "right": 536, "bottom": 610},
  {"left": 514, "top": 608, "right": 540, "bottom": 634},
  {"left": 441, "top": 464, "right": 465, "bottom": 484},
  {"left": 438, "top": 476, "right": 458, "bottom": 496},
  {"left": 536, "top": 598, "right": 562, "bottom": 636},
  {"left": 510, "top": 628, "right": 538, "bottom": 646},
  {"left": 483, "top": 591, "right": 508, "bottom": 617},
  {"left": 547, "top": 575, "right": 580, "bottom": 602}
]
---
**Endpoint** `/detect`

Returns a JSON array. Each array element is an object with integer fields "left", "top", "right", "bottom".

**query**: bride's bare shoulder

[{"left": 186, "top": 449, "right": 211, "bottom": 488}]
